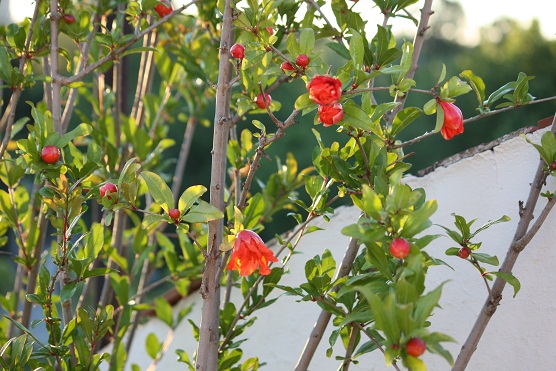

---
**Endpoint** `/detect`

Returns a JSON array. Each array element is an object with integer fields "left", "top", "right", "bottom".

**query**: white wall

[{"left": 120, "top": 128, "right": 556, "bottom": 370}]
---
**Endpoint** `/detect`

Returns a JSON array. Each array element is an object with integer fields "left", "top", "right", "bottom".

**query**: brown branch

[
  {"left": 341, "top": 326, "right": 359, "bottom": 371},
  {"left": 386, "top": 0, "right": 433, "bottom": 125},
  {"left": 453, "top": 115, "right": 556, "bottom": 369},
  {"left": 196, "top": 0, "right": 235, "bottom": 368},
  {"left": 295, "top": 238, "right": 360, "bottom": 370}
]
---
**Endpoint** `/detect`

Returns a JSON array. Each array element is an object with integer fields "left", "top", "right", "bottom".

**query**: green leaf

[
  {"left": 469, "top": 215, "right": 511, "bottom": 239},
  {"left": 514, "top": 72, "right": 535, "bottom": 104},
  {"left": 404, "top": 354, "right": 426, "bottom": 371},
  {"left": 342, "top": 100, "right": 377, "bottom": 132},
  {"left": 425, "top": 332, "right": 456, "bottom": 366},
  {"left": 299, "top": 28, "right": 315, "bottom": 55},
  {"left": 442, "top": 76, "right": 472, "bottom": 98},
  {"left": 484, "top": 81, "right": 515, "bottom": 107},
  {"left": 402, "top": 200, "right": 437, "bottom": 238},
  {"left": 85, "top": 223, "right": 104, "bottom": 259},
  {"left": 326, "top": 42, "right": 350, "bottom": 60},
  {"left": 391, "top": 107, "right": 422, "bottom": 137},
  {"left": 243, "top": 193, "right": 264, "bottom": 230},
  {"left": 83, "top": 267, "right": 118, "bottom": 279},
  {"left": 472, "top": 252, "right": 499, "bottom": 266},
  {"left": 146, "top": 333, "right": 162, "bottom": 359},
  {"left": 437, "top": 63, "right": 447, "bottom": 85},
  {"left": 140, "top": 171, "right": 174, "bottom": 211},
  {"left": 460, "top": 70, "right": 486, "bottom": 107},
  {"left": 540, "top": 131, "right": 556, "bottom": 165},
  {"left": 155, "top": 297, "right": 174, "bottom": 328},
  {"left": 370, "top": 102, "right": 400, "bottom": 124},
  {"left": 56, "top": 123, "right": 93, "bottom": 148},
  {"left": 423, "top": 98, "right": 437, "bottom": 115},
  {"left": 60, "top": 282, "right": 78, "bottom": 302},
  {"left": 413, "top": 283, "right": 445, "bottom": 327},
  {"left": 365, "top": 242, "right": 393, "bottom": 278},
  {"left": 434, "top": 105, "right": 444, "bottom": 133},
  {"left": 0, "top": 47, "right": 11, "bottom": 82},
  {"left": 445, "top": 247, "right": 460, "bottom": 256},
  {"left": 178, "top": 185, "right": 207, "bottom": 213},
  {"left": 286, "top": 32, "right": 300, "bottom": 58},
  {"left": 491, "top": 271, "right": 521, "bottom": 297},
  {"left": 294, "top": 93, "right": 314, "bottom": 111},
  {"left": 349, "top": 29, "right": 364, "bottom": 68},
  {"left": 392, "top": 42, "right": 412, "bottom": 83},
  {"left": 181, "top": 200, "right": 223, "bottom": 223}
]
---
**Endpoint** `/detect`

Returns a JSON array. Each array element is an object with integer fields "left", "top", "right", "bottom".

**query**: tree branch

[
  {"left": 196, "top": 0, "right": 235, "bottom": 368},
  {"left": 453, "top": 115, "right": 556, "bottom": 369}
]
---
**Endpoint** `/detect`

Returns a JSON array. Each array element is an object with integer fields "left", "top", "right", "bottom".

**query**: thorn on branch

[
  {"left": 486, "top": 294, "right": 502, "bottom": 316},
  {"left": 418, "top": 25, "right": 431, "bottom": 36}
]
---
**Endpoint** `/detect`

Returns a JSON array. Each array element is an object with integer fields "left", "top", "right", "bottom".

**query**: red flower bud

[
  {"left": 318, "top": 103, "right": 344, "bottom": 127},
  {"left": 230, "top": 43, "right": 245, "bottom": 59},
  {"left": 438, "top": 100, "right": 464, "bottom": 140},
  {"left": 168, "top": 208, "right": 180, "bottom": 220},
  {"left": 296, "top": 54, "right": 309, "bottom": 68},
  {"left": 306, "top": 75, "right": 342, "bottom": 105},
  {"left": 406, "top": 337, "right": 426, "bottom": 357},
  {"left": 389, "top": 238, "right": 410, "bottom": 259},
  {"left": 255, "top": 93, "right": 272, "bottom": 109},
  {"left": 280, "top": 61, "right": 295, "bottom": 72},
  {"left": 154, "top": 0, "right": 173, "bottom": 17},
  {"left": 458, "top": 247, "right": 471, "bottom": 259},
  {"left": 100, "top": 182, "right": 118, "bottom": 200},
  {"left": 41, "top": 145, "right": 61, "bottom": 164},
  {"left": 62, "top": 14, "right": 76, "bottom": 24}
]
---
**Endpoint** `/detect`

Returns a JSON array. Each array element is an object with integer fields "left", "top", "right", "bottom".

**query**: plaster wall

[{"left": 118, "top": 128, "right": 556, "bottom": 370}]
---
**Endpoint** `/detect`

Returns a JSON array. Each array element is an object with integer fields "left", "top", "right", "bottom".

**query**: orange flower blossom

[{"left": 226, "top": 230, "right": 278, "bottom": 276}]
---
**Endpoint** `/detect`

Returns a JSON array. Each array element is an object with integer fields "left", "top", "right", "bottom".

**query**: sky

[
  {"left": 349, "top": 0, "right": 556, "bottom": 46},
  {"left": 1, "top": 0, "right": 554, "bottom": 45}
]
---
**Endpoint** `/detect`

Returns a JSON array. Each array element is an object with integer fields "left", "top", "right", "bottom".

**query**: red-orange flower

[
  {"left": 306, "top": 75, "right": 342, "bottom": 105},
  {"left": 226, "top": 230, "right": 278, "bottom": 276},
  {"left": 318, "top": 103, "right": 344, "bottom": 127},
  {"left": 438, "top": 100, "right": 464, "bottom": 140}
]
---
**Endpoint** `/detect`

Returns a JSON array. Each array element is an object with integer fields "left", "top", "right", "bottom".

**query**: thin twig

[
  {"left": 61, "top": 0, "right": 102, "bottom": 132},
  {"left": 219, "top": 213, "right": 321, "bottom": 352},
  {"left": 341, "top": 326, "right": 359, "bottom": 371},
  {"left": 238, "top": 109, "right": 300, "bottom": 208},
  {"left": 352, "top": 322, "right": 402, "bottom": 371},
  {"left": 393, "top": 96, "right": 556, "bottom": 149},
  {"left": 63, "top": 0, "right": 200, "bottom": 86},
  {"left": 303, "top": 0, "right": 344, "bottom": 45}
]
